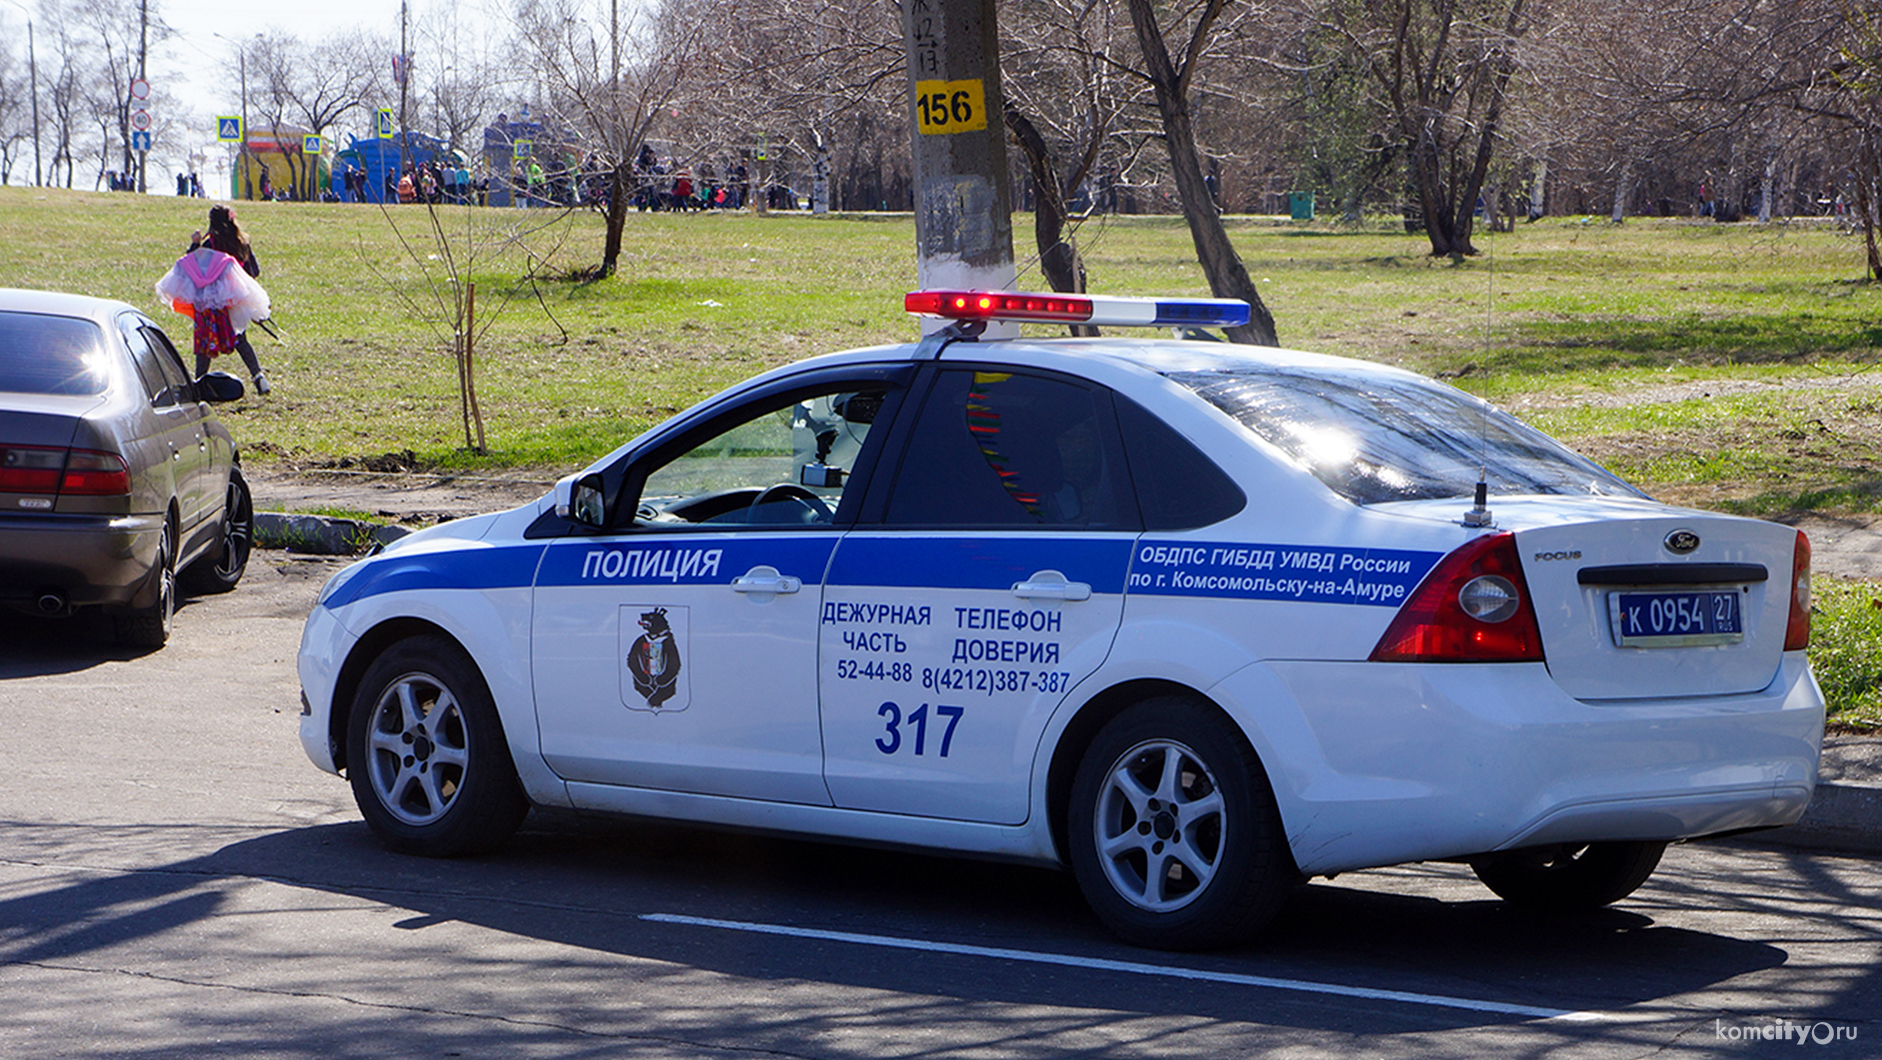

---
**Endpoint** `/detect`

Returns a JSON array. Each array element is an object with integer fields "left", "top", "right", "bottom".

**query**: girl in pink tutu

[{"left": 154, "top": 204, "right": 273, "bottom": 393}]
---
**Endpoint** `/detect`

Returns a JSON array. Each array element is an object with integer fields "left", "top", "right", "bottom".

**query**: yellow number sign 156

[{"left": 914, "top": 79, "right": 988, "bottom": 135}]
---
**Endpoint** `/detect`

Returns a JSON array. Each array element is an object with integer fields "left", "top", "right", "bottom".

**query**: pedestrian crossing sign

[
  {"left": 216, "top": 116, "right": 242, "bottom": 143},
  {"left": 376, "top": 108, "right": 394, "bottom": 139},
  {"left": 303, "top": 134, "right": 323, "bottom": 154}
]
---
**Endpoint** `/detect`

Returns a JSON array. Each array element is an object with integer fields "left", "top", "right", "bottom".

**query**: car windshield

[
  {"left": 0, "top": 312, "right": 112, "bottom": 396},
  {"left": 1165, "top": 366, "right": 1646, "bottom": 505}
]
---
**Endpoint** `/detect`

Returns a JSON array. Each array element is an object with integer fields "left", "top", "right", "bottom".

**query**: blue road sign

[
  {"left": 216, "top": 116, "right": 243, "bottom": 142},
  {"left": 131, "top": 130, "right": 152, "bottom": 152}
]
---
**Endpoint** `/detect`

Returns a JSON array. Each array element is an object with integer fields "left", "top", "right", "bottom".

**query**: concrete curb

[
  {"left": 254, "top": 511, "right": 411, "bottom": 555},
  {"left": 1762, "top": 781, "right": 1882, "bottom": 855},
  {"left": 1753, "top": 736, "right": 1882, "bottom": 855}
]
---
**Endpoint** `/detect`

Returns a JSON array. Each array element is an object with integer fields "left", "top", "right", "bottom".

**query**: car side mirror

[
  {"left": 194, "top": 370, "right": 245, "bottom": 403},
  {"left": 800, "top": 462, "right": 845, "bottom": 489},
  {"left": 562, "top": 472, "right": 608, "bottom": 528}
]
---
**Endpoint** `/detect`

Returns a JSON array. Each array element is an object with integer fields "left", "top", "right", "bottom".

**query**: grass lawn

[{"left": 2, "top": 186, "right": 1877, "bottom": 726}]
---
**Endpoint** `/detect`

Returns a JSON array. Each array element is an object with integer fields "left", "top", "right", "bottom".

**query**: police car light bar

[{"left": 905, "top": 290, "right": 1252, "bottom": 329}]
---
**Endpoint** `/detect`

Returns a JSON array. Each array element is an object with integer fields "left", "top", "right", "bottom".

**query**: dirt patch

[{"left": 246, "top": 466, "right": 557, "bottom": 528}]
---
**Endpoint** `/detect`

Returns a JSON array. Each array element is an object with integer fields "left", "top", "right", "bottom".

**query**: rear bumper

[
  {"left": 0, "top": 511, "right": 164, "bottom": 610},
  {"left": 1216, "top": 653, "right": 1824, "bottom": 875}
]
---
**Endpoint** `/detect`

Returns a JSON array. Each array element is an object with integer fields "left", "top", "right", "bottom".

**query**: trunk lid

[
  {"left": 1502, "top": 498, "right": 1797, "bottom": 699},
  {"left": 1371, "top": 496, "right": 1800, "bottom": 699}
]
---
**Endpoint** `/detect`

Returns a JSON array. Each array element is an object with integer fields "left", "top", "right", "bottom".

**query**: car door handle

[
  {"left": 731, "top": 565, "right": 802, "bottom": 595},
  {"left": 1011, "top": 570, "right": 1091, "bottom": 602}
]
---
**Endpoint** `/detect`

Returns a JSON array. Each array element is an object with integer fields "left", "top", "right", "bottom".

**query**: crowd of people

[{"left": 143, "top": 143, "right": 802, "bottom": 212}]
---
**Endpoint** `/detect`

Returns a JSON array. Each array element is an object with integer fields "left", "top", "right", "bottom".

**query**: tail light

[
  {"left": 1783, "top": 530, "right": 1811, "bottom": 651},
  {"left": 0, "top": 445, "right": 131, "bottom": 497},
  {"left": 0, "top": 445, "right": 67, "bottom": 493},
  {"left": 59, "top": 449, "right": 133, "bottom": 496},
  {"left": 1369, "top": 532, "right": 1545, "bottom": 662}
]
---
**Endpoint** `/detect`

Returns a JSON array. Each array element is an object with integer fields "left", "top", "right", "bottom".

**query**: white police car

[{"left": 298, "top": 291, "right": 1822, "bottom": 950}]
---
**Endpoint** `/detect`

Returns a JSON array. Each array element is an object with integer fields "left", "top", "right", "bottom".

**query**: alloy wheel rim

[
  {"left": 1092, "top": 738, "right": 1227, "bottom": 913},
  {"left": 365, "top": 672, "right": 471, "bottom": 826}
]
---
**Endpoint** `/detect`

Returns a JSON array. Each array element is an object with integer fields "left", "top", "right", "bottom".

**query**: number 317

[{"left": 876, "top": 702, "right": 963, "bottom": 757}]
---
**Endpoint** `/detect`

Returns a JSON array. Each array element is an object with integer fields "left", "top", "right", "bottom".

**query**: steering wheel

[{"left": 748, "top": 483, "right": 834, "bottom": 525}]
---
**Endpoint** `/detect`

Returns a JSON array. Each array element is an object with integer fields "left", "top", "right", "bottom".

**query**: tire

[
  {"left": 1469, "top": 841, "right": 1666, "bottom": 912},
  {"left": 182, "top": 465, "right": 253, "bottom": 595},
  {"left": 114, "top": 517, "right": 175, "bottom": 648},
  {"left": 1067, "top": 697, "right": 1296, "bottom": 950},
  {"left": 346, "top": 634, "right": 529, "bottom": 856}
]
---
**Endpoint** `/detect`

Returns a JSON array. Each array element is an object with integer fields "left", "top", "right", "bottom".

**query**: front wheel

[
  {"left": 1067, "top": 697, "right": 1296, "bottom": 950},
  {"left": 1469, "top": 841, "right": 1666, "bottom": 912},
  {"left": 347, "top": 634, "right": 529, "bottom": 856}
]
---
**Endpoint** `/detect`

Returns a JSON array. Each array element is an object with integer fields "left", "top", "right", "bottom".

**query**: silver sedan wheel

[
  {"left": 1092, "top": 737, "right": 1227, "bottom": 914},
  {"left": 363, "top": 669, "right": 471, "bottom": 827}
]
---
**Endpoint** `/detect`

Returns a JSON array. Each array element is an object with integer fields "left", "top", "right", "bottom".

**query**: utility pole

[
  {"left": 136, "top": 0, "right": 148, "bottom": 192},
  {"left": 240, "top": 46, "right": 250, "bottom": 199},
  {"left": 899, "top": 0, "right": 1017, "bottom": 336},
  {"left": 398, "top": 0, "right": 410, "bottom": 178}
]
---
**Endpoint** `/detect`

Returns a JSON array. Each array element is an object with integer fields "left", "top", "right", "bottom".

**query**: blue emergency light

[{"left": 906, "top": 290, "right": 1251, "bottom": 329}]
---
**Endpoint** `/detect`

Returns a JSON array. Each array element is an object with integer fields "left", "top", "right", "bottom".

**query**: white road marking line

[{"left": 640, "top": 913, "right": 1605, "bottom": 1022}]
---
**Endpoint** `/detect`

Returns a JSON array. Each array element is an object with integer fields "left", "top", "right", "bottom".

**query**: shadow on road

[{"left": 3, "top": 810, "right": 1840, "bottom": 1038}]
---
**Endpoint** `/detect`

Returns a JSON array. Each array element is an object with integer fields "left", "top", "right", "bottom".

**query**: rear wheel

[
  {"left": 114, "top": 517, "right": 175, "bottom": 648},
  {"left": 1469, "top": 841, "right": 1666, "bottom": 911},
  {"left": 1068, "top": 697, "right": 1296, "bottom": 950},
  {"left": 347, "top": 634, "right": 529, "bottom": 856},
  {"left": 182, "top": 465, "right": 253, "bottom": 595}
]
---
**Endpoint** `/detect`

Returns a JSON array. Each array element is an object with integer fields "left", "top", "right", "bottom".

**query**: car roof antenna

[
  {"left": 1463, "top": 215, "right": 1496, "bottom": 529},
  {"left": 1462, "top": 473, "right": 1494, "bottom": 528}
]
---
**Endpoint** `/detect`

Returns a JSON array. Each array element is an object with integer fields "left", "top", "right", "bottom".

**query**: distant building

[{"left": 235, "top": 123, "right": 330, "bottom": 201}]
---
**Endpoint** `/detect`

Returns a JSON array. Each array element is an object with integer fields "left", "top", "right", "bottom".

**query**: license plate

[{"left": 1609, "top": 590, "right": 1745, "bottom": 648}]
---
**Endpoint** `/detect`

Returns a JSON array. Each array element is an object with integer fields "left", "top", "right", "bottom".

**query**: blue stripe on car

[{"left": 828, "top": 536, "right": 1135, "bottom": 593}]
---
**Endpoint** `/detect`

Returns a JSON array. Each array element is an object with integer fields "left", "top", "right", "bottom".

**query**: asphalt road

[{"left": 1, "top": 554, "right": 1877, "bottom": 1059}]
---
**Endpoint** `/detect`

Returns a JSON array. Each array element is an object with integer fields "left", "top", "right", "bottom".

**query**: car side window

[
  {"left": 634, "top": 385, "right": 891, "bottom": 529},
  {"left": 142, "top": 325, "right": 194, "bottom": 393},
  {"left": 881, "top": 368, "right": 1133, "bottom": 529},
  {"left": 118, "top": 317, "right": 176, "bottom": 407},
  {"left": 1115, "top": 395, "right": 1246, "bottom": 530}
]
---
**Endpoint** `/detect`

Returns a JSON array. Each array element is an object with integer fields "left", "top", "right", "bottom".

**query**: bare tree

[
  {"left": 513, "top": 0, "right": 712, "bottom": 277},
  {"left": 1319, "top": 0, "right": 1528, "bottom": 256},
  {"left": 1000, "top": 0, "right": 1144, "bottom": 301},
  {"left": 0, "top": 27, "right": 30, "bottom": 183},
  {"left": 647, "top": 0, "right": 907, "bottom": 214},
  {"left": 1123, "top": 0, "right": 1279, "bottom": 344},
  {"left": 244, "top": 29, "right": 385, "bottom": 199}
]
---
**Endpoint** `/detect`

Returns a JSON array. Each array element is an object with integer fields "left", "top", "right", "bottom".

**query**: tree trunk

[
  {"left": 1004, "top": 105, "right": 1097, "bottom": 336},
  {"left": 1611, "top": 153, "right": 1634, "bottom": 224},
  {"left": 601, "top": 163, "right": 630, "bottom": 277},
  {"left": 1855, "top": 130, "right": 1882, "bottom": 282},
  {"left": 1124, "top": 0, "right": 1277, "bottom": 346}
]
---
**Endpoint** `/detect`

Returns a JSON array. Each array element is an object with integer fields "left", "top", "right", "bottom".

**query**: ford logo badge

[{"left": 1665, "top": 529, "right": 1701, "bottom": 555}]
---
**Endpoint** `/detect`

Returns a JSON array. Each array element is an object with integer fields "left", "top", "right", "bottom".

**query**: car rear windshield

[
  {"left": 0, "top": 312, "right": 112, "bottom": 396},
  {"left": 1165, "top": 366, "right": 1646, "bottom": 505}
]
